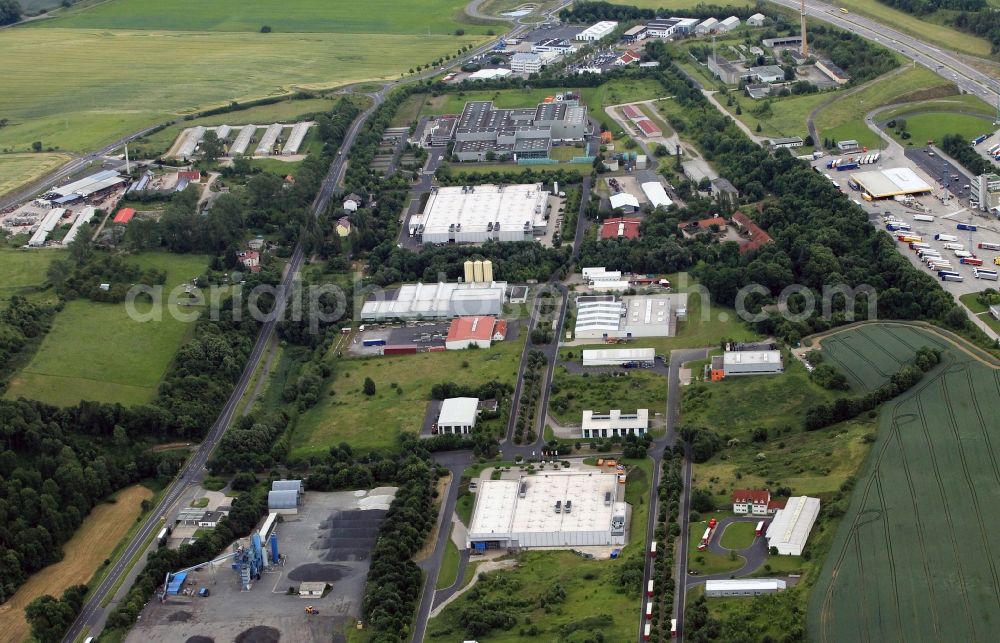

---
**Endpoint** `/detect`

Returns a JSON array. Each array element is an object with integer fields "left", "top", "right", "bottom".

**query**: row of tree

[
  {"left": 878, "top": 0, "right": 985, "bottom": 15},
  {"left": 804, "top": 346, "right": 942, "bottom": 429},
  {"left": 940, "top": 133, "right": 993, "bottom": 175}
]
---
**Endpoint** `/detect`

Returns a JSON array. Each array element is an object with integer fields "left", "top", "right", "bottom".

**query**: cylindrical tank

[
  {"left": 473, "top": 260, "right": 484, "bottom": 283},
  {"left": 483, "top": 259, "right": 494, "bottom": 283},
  {"left": 463, "top": 260, "right": 474, "bottom": 283},
  {"left": 270, "top": 534, "right": 279, "bottom": 563}
]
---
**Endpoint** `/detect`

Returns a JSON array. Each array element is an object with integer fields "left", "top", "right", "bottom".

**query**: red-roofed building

[
  {"left": 615, "top": 50, "right": 641, "bottom": 66},
  {"left": 177, "top": 170, "right": 201, "bottom": 182},
  {"left": 446, "top": 316, "right": 500, "bottom": 350},
  {"left": 767, "top": 498, "right": 787, "bottom": 514},
  {"left": 732, "top": 489, "right": 771, "bottom": 515},
  {"left": 601, "top": 216, "right": 641, "bottom": 240},
  {"left": 237, "top": 250, "right": 261, "bottom": 273},
  {"left": 112, "top": 208, "right": 135, "bottom": 224},
  {"left": 731, "top": 211, "right": 773, "bottom": 254},
  {"left": 636, "top": 119, "right": 661, "bottom": 137},
  {"left": 681, "top": 216, "right": 727, "bottom": 236},
  {"left": 622, "top": 104, "right": 643, "bottom": 119}
]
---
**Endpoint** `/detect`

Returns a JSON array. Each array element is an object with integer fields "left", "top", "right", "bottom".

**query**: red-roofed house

[
  {"left": 615, "top": 50, "right": 641, "bottom": 66},
  {"left": 112, "top": 208, "right": 135, "bottom": 224},
  {"left": 767, "top": 498, "right": 787, "bottom": 514},
  {"left": 731, "top": 211, "right": 773, "bottom": 254},
  {"left": 732, "top": 489, "right": 771, "bottom": 515},
  {"left": 177, "top": 170, "right": 201, "bottom": 182},
  {"left": 237, "top": 250, "right": 261, "bottom": 273},
  {"left": 601, "top": 216, "right": 641, "bottom": 240},
  {"left": 681, "top": 216, "right": 727, "bottom": 236},
  {"left": 622, "top": 104, "right": 643, "bottom": 119},
  {"left": 446, "top": 316, "right": 499, "bottom": 350},
  {"left": 636, "top": 119, "right": 661, "bottom": 137}
]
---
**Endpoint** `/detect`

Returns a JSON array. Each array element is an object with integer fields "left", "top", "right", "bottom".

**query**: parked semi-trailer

[
  {"left": 836, "top": 161, "right": 859, "bottom": 171},
  {"left": 910, "top": 242, "right": 931, "bottom": 250},
  {"left": 941, "top": 274, "right": 965, "bottom": 282},
  {"left": 913, "top": 214, "right": 935, "bottom": 222},
  {"left": 957, "top": 223, "right": 978, "bottom": 232},
  {"left": 647, "top": 580, "right": 654, "bottom": 597},
  {"left": 649, "top": 541, "right": 657, "bottom": 557},
  {"left": 646, "top": 601, "right": 653, "bottom": 620},
  {"left": 961, "top": 257, "right": 984, "bottom": 266},
  {"left": 644, "top": 623, "right": 651, "bottom": 641},
  {"left": 671, "top": 619, "right": 678, "bottom": 637},
  {"left": 973, "top": 134, "right": 988, "bottom": 145},
  {"left": 978, "top": 242, "right": 1000, "bottom": 251},
  {"left": 755, "top": 521, "right": 766, "bottom": 536},
  {"left": 362, "top": 338, "right": 386, "bottom": 347},
  {"left": 936, "top": 234, "right": 958, "bottom": 242},
  {"left": 974, "top": 269, "right": 999, "bottom": 280},
  {"left": 954, "top": 250, "right": 973, "bottom": 258},
  {"left": 943, "top": 242, "right": 965, "bottom": 250}
]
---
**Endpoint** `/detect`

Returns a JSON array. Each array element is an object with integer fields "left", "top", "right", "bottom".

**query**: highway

[{"left": 769, "top": 0, "right": 1000, "bottom": 102}]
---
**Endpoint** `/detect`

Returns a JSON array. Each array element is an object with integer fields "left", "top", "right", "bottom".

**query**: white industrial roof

[
  {"left": 439, "top": 397, "right": 479, "bottom": 426},
  {"left": 723, "top": 350, "right": 781, "bottom": 365},
  {"left": 609, "top": 193, "right": 640, "bottom": 210},
  {"left": 52, "top": 170, "right": 123, "bottom": 197},
  {"left": 468, "top": 472, "right": 620, "bottom": 539},
  {"left": 469, "top": 68, "right": 513, "bottom": 80},
  {"left": 582, "top": 409, "right": 649, "bottom": 432},
  {"left": 766, "top": 496, "right": 820, "bottom": 554},
  {"left": 576, "top": 298, "right": 624, "bottom": 334},
  {"left": 415, "top": 183, "right": 547, "bottom": 237},
  {"left": 706, "top": 579, "right": 786, "bottom": 592},
  {"left": 577, "top": 21, "right": 618, "bottom": 39},
  {"left": 850, "top": 168, "right": 932, "bottom": 198},
  {"left": 582, "top": 348, "right": 656, "bottom": 363},
  {"left": 361, "top": 281, "right": 507, "bottom": 319},
  {"left": 268, "top": 489, "right": 298, "bottom": 509},
  {"left": 62, "top": 206, "right": 96, "bottom": 245},
  {"left": 720, "top": 16, "right": 741, "bottom": 28},
  {"left": 641, "top": 182, "right": 672, "bottom": 208}
]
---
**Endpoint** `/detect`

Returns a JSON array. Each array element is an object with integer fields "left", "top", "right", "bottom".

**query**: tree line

[
  {"left": 940, "top": 133, "right": 993, "bottom": 175},
  {"left": 878, "top": 0, "right": 985, "bottom": 15},
  {"left": 804, "top": 346, "right": 942, "bottom": 430}
]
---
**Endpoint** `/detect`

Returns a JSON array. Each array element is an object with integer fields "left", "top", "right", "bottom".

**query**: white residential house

[
  {"left": 731, "top": 489, "right": 771, "bottom": 515},
  {"left": 437, "top": 397, "right": 479, "bottom": 434}
]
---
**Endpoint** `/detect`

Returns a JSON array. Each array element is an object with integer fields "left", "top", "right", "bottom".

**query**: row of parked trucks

[
  {"left": 890, "top": 218, "right": 1000, "bottom": 282},
  {"left": 826, "top": 153, "right": 880, "bottom": 172}
]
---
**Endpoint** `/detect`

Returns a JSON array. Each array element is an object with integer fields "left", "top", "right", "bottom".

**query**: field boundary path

[{"left": 702, "top": 90, "right": 767, "bottom": 147}]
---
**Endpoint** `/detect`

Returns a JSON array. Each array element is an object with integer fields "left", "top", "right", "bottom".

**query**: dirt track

[{"left": 0, "top": 485, "right": 153, "bottom": 643}]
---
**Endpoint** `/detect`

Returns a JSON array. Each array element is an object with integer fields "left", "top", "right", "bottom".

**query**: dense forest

[
  {"left": 0, "top": 399, "right": 177, "bottom": 603},
  {"left": 940, "top": 134, "right": 994, "bottom": 175}
]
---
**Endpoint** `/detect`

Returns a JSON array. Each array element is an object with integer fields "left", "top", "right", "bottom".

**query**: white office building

[
  {"left": 408, "top": 184, "right": 548, "bottom": 243},
  {"left": 576, "top": 21, "right": 618, "bottom": 41},
  {"left": 582, "top": 348, "right": 655, "bottom": 367},
  {"left": 511, "top": 52, "right": 543, "bottom": 74},
  {"left": 581, "top": 409, "right": 649, "bottom": 439},
  {"left": 438, "top": 397, "right": 479, "bottom": 434},
  {"left": 575, "top": 294, "right": 684, "bottom": 339},
  {"left": 723, "top": 350, "right": 783, "bottom": 376},
  {"left": 766, "top": 496, "right": 820, "bottom": 556}
]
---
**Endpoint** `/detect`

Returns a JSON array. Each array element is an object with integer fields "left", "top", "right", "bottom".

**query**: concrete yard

[{"left": 126, "top": 488, "right": 396, "bottom": 643}]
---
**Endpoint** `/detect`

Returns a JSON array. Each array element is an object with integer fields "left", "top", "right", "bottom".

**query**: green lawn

[
  {"left": 887, "top": 112, "right": 994, "bottom": 147},
  {"left": 687, "top": 521, "right": 744, "bottom": 576},
  {"left": 0, "top": 247, "right": 67, "bottom": 303},
  {"left": 834, "top": 0, "right": 993, "bottom": 58},
  {"left": 722, "top": 91, "right": 830, "bottom": 141},
  {"left": 4, "top": 252, "right": 209, "bottom": 406},
  {"left": 42, "top": 0, "right": 493, "bottom": 35},
  {"left": 436, "top": 526, "right": 461, "bottom": 590},
  {"left": 718, "top": 521, "right": 757, "bottom": 550},
  {"left": 0, "top": 153, "right": 73, "bottom": 197},
  {"left": 813, "top": 66, "right": 956, "bottom": 149},
  {"left": 960, "top": 293, "right": 1000, "bottom": 335},
  {"left": 548, "top": 368, "right": 666, "bottom": 425},
  {"left": 878, "top": 95, "right": 996, "bottom": 121},
  {"left": 291, "top": 335, "right": 525, "bottom": 455}
]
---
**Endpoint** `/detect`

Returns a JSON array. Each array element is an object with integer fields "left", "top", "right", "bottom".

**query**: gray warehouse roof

[
  {"left": 268, "top": 489, "right": 299, "bottom": 509},
  {"left": 271, "top": 480, "right": 303, "bottom": 493}
]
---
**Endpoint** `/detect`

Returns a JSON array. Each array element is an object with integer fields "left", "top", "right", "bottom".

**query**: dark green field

[{"left": 808, "top": 323, "right": 1000, "bottom": 642}]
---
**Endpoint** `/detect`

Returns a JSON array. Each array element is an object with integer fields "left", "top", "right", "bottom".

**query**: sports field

[
  {"left": 0, "top": 153, "right": 73, "bottom": 198},
  {"left": 0, "top": 484, "right": 152, "bottom": 643},
  {"left": 808, "top": 322, "right": 1000, "bottom": 643},
  {"left": 4, "top": 252, "right": 208, "bottom": 406}
]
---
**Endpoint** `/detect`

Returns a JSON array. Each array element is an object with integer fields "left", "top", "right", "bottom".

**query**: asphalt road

[{"left": 768, "top": 0, "right": 1000, "bottom": 103}]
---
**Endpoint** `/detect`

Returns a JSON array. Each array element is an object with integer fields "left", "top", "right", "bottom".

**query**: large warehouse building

[
  {"left": 711, "top": 349, "right": 784, "bottom": 379},
  {"left": 581, "top": 409, "right": 649, "bottom": 438},
  {"left": 582, "top": 347, "right": 655, "bottom": 366},
  {"left": 452, "top": 100, "right": 588, "bottom": 161},
  {"left": 574, "top": 294, "right": 686, "bottom": 339},
  {"left": 408, "top": 183, "right": 549, "bottom": 244},
  {"left": 360, "top": 281, "right": 507, "bottom": 320},
  {"left": 466, "top": 471, "right": 627, "bottom": 549},
  {"left": 705, "top": 579, "right": 786, "bottom": 597},
  {"left": 765, "top": 496, "right": 820, "bottom": 556},
  {"left": 850, "top": 167, "right": 933, "bottom": 199}
]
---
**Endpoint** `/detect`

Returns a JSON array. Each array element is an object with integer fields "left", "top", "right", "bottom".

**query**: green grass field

[
  {"left": 834, "top": 0, "right": 993, "bottom": 58},
  {"left": 41, "top": 0, "right": 492, "bottom": 35},
  {"left": 688, "top": 522, "right": 744, "bottom": 575},
  {"left": 4, "top": 252, "right": 208, "bottom": 406},
  {"left": 0, "top": 153, "right": 73, "bottom": 197},
  {"left": 290, "top": 335, "right": 525, "bottom": 455},
  {"left": 0, "top": 247, "right": 67, "bottom": 303},
  {"left": 548, "top": 368, "right": 666, "bottom": 425},
  {"left": 808, "top": 323, "right": 1000, "bottom": 643},
  {"left": 719, "top": 521, "right": 757, "bottom": 550},
  {"left": 436, "top": 526, "right": 461, "bottom": 590},
  {"left": 878, "top": 95, "right": 996, "bottom": 122},
  {"left": 960, "top": 292, "right": 1000, "bottom": 335},
  {"left": 819, "top": 323, "right": 950, "bottom": 392},
  {"left": 888, "top": 112, "right": 994, "bottom": 147},
  {"left": 813, "top": 66, "right": 956, "bottom": 149}
]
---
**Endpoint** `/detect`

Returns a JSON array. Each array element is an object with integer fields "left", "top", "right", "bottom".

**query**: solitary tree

[
  {"left": 363, "top": 377, "right": 376, "bottom": 396},
  {"left": 200, "top": 130, "right": 224, "bottom": 162}
]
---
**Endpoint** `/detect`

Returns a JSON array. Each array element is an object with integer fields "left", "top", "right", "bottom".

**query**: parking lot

[
  {"left": 347, "top": 321, "right": 452, "bottom": 356},
  {"left": 127, "top": 489, "right": 396, "bottom": 643}
]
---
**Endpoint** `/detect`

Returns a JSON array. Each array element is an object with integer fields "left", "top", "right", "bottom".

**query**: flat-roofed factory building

[
  {"left": 408, "top": 183, "right": 549, "bottom": 243},
  {"left": 467, "top": 471, "right": 628, "bottom": 550},
  {"left": 850, "top": 168, "right": 933, "bottom": 199}
]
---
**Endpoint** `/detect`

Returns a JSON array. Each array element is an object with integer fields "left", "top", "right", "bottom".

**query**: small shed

[
  {"left": 268, "top": 489, "right": 299, "bottom": 514},
  {"left": 299, "top": 581, "right": 328, "bottom": 597}
]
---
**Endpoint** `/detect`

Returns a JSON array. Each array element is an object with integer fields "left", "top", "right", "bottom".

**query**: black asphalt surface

[
  {"left": 432, "top": 548, "right": 470, "bottom": 609},
  {"left": 904, "top": 146, "right": 972, "bottom": 200},
  {"left": 686, "top": 516, "right": 769, "bottom": 585}
]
